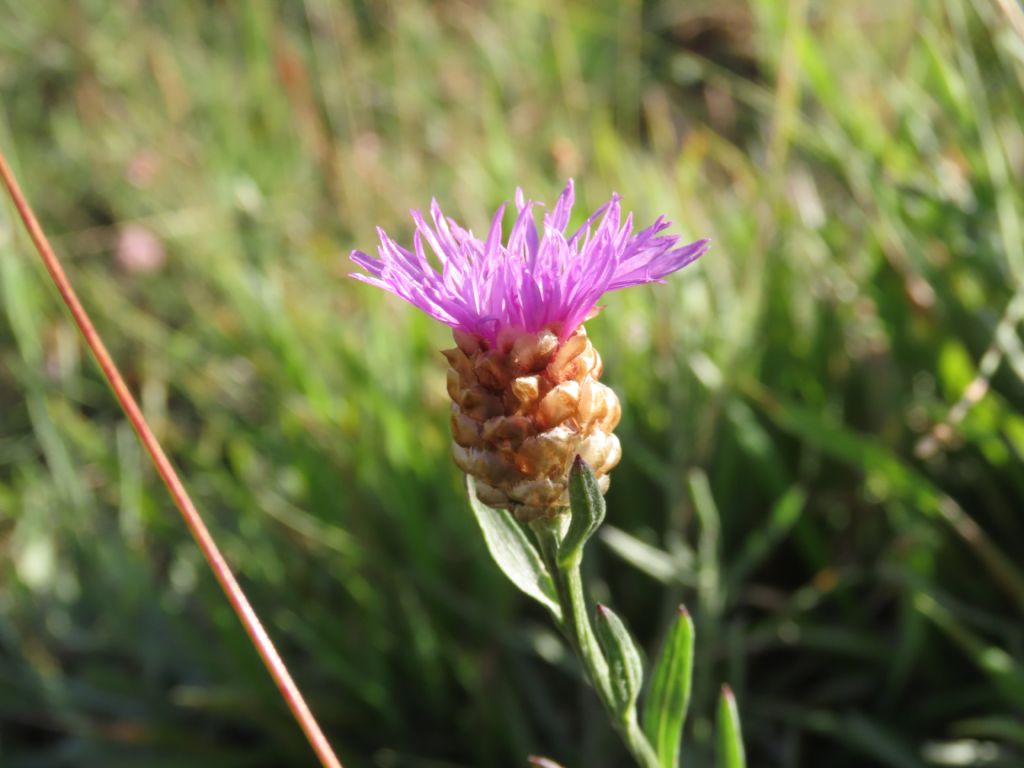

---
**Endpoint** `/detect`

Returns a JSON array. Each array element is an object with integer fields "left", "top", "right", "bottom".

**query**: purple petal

[{"left": 347, "top": 181, "right": 707, "bottom": 344}]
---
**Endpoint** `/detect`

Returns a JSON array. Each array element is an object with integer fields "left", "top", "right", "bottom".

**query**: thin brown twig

[
  {"left": 0, "top": 146, "right": 343, "bottom": 768},
  {"left": 915, "top": 289, "right": 1024, "bottom": 459}
]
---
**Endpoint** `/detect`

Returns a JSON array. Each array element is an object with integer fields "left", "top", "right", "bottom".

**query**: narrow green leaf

[
  {"left": 559, "top": 455, "right": 606, "bottom": 569},
  {"left": 595, "top": 604, "right": 644, "bottom": 717},
  {"left": 757, "top": 699, "right": 926, "bottom": 768},
  {"left": 466, "top": 477, "right": 561, "bottom": 619},
  {"left": 642, "top": 606, "right": 695, "bottom": 768},
  {"left": 717, "top": 685, "right": 746, "bottom": 768},
  {"left": 746, "top": 382, "right": 1024, "bottom": 613},
  {"left": 600, "top": 525, "right": 693, "bottom": 586},
  {"left": 727, "top": 485, "right": 806, "bottom": 592},
  {"left": 915, "top": 592, "right": 1024, "bottom": 709}
]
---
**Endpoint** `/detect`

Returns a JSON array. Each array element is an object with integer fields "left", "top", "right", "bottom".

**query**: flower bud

[{"left": 446, "top": 325, "right": 621, "bottom": 521}]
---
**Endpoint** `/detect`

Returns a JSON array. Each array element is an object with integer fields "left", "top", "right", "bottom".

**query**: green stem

[
  {"left": 622, "top": 712, "right": 660, "bottom": 768},
  {"left": 531, "top": 517, "right": 660, "bottom": 768}
]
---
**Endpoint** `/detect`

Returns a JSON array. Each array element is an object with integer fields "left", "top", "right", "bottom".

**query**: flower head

[
  {"left": 350, "top": 180, "right": 707, "bottom": 345},
  {"left": 350, "top": 181, "right": 707, "bottom": 519}
]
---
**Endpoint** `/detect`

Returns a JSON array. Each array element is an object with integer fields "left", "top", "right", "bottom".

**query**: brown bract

[{"left": 446, "top": 325, "right": 621, "bottom": 521}]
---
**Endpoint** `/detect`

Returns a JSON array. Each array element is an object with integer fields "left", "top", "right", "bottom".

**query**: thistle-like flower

[{"left": 351, "top": 180, "right": 707, "bottom": 520}]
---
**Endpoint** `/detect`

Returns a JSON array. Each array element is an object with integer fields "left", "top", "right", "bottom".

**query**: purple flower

[{"left": 350, "top": 180, "right": 708, "bottom": 345}]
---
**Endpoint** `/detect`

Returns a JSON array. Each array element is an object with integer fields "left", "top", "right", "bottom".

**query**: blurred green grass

[{"left": 1, "top": 1, "right": 1023, "bottom": 766}]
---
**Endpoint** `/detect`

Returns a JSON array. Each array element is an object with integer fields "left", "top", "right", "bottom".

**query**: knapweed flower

[{"left": 351, "top": 180, "right": 707, "bottom": 520}]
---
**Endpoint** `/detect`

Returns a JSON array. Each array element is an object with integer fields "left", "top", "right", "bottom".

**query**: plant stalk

[
  {"left": 0, "top": 146, "right": 343, "bottom": 768},
  {"left": 532, "top": 517, "right": 660, "bottom": 768}
]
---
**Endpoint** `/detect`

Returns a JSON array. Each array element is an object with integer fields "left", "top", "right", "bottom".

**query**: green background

[{"left": 1, "top": 1, "right": 1023, "bottom": 766}]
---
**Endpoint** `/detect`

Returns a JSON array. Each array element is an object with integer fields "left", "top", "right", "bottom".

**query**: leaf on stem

[
  {"left": 717, "top": 685, "right": 747, "bottom": 768},
  {"left": 595, "top": 603, "right": 644, "bottom": 717},
  {"left": 642, "top": 605, "right": 695, "bottom": 768},
  {"left": 467, "top": 476, "right": 561, "bottom": 619}
]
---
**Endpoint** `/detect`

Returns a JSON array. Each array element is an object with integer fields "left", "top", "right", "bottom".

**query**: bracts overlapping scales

[{"left": 445, "top": 325, "right": 621, "bottom": 521}]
